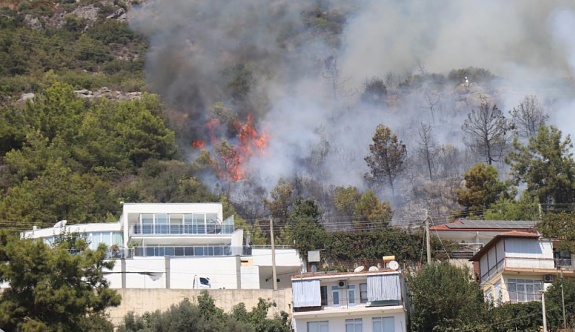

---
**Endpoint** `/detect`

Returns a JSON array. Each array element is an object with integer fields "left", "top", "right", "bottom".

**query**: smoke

[{"left": 130, "top": 0, "right": 575, "bottom": 198}]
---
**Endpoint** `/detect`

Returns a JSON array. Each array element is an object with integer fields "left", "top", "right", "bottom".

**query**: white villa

[{"left": 21, "top": 203, "right": 303, "bottom": 290}]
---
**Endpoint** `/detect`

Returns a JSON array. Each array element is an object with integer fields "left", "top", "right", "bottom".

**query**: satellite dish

[
  {"left": 354, "top": 266, "right": 365, "bottom": 273},
  {"left": 388, "top": 261, "right": 399, "bottom": 271},
  {"left": 368, "top": 266, "right": 378, "bottom": 271}
]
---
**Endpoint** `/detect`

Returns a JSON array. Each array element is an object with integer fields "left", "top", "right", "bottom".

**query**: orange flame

[
  {"left": 192, "top": 113, "right": 268, "bottom": 182},
  {"left": 192, "top": 140, "right": 205, "bottom": 150}
]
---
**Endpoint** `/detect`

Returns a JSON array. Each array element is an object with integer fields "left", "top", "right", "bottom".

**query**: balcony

[
  {"left": 132, "top": 245, "right": 252, "bottom": 257},
  {"left": 132, "top": 224, "right": 235, "bottom": 236}
]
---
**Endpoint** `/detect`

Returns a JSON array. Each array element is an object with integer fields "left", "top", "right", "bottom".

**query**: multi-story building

[
  {"left": 429, "top": 219, "right": 538, "bottom": 269},
  {"left": 21, "top": 203, "right": 303, "bottom": 290},
  {"left": 469, "top": 231, "right": 575, "bottom": 305},
  {"left": 291, "top": 268, "right": 407, "bottom": 332}
]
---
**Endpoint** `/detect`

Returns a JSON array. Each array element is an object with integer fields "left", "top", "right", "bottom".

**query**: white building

[
  {"left": 291, "top": 269, "right": 407, "bottom": 332},
  {"left": 21, "top": 203, "right": 303, "bottom": 290},
  {"left": 469, "top": 231, "right": 575, "bottom": 305}
]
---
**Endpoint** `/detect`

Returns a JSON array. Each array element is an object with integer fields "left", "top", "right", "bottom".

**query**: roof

[
  {"left": 429, "top": 219, "right": 537, "bottom": 232},
  {"left": 469, "top": 231, "right": 540, "bottom": 261}
]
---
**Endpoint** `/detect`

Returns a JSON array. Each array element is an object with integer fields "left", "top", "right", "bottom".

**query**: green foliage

[
  {"left": 407, "top": 261, "right": 488, "bottom": 332},
  {"left": 537, "top": 212, "right": 575, "bottom": 252},
  {"left": 324, "top": 229, "right": 455, "bottom": 268},
  {"left": 118, "top": 292, "right": 290, "bottom": 332},
  {"left": 545, "top": 277, "right": 575, "bottom": 330},
  {"left": 0, "top": 230, "right": 120, "bottom": 331},
  {"left": 0, "top": 83, "right": 177, "bottom": 226},
  {"left": 456, "top": 163, "right": 513, "bottom": 218},
  {"left": 280, "top": 198, "right": 326, "bottom": 260},
  {"left": 506, "top": 125, "right": 575, "bottom": 206},
  {"left": 263, "top": 178, "right": 294, "bottom": 228},
  {"left": 489, "top": 301, "right": 542, "bottom": 332},
  {"left": 364, "top": 124, "right": 407, "bottom": 194},
  {"left": 483, "top": 191, "right": 539, "bottom": 221},
  {"left": 353, "top": 189, "right": 393, "bottom": 230}
]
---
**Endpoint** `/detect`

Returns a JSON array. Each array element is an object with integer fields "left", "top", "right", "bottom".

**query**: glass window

[
  {"left": 345, "top": 318, "right": 362, "bottom": 332},
  {"left": 156, "top": 213, "right": 169, "bottom": 234},
  {"left": 373, "top": 317, "right": 394, "bottom": 332},
  {"left": 320, "top": 286, "right": 328, "bottom": 306},
  {"left": 507, "top": 279, "right": 543, "bottom": 303},
  {"left": 332, "top": 286, "right": 340, "bottom": 306},
  {"left": 360, "top": 283, "right": 368, "bottom": 303},
  {"left": 348, "top": 284, "right": 356, "bottom": 305},
  {"left": 141, "top": 214, "right": 154, "bottom": 234},
  {"left": 193, "top": 213, "right": 205, "bottom": 234},
  {"left": 307, "top": 321, "right": 328, "bottom": 332}
]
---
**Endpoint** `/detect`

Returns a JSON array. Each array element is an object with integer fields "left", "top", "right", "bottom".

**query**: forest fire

[{"left": 192, "top": 113, "right": 268, "bottom": 181}]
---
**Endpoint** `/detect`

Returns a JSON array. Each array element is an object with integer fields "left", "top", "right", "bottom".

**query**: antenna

[
  {"left": 368, "top": 266, "right": 378, "bottom": 271},
  {"left": 354, "top": 266, "right": 365, "bottom": 273}
]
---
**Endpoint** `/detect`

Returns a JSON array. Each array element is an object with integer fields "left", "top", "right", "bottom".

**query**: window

[
  {"left": 332, "top": 286, "right": 340, "bottom": 306},
  {"left": 507, "top": 279, "right": 543, "bottom": 303},
  {"left": 348, "top": 284, "right": 356, "bottom": 305},
  {"left": 554, "top": 250, "right": 572, "bottom": 267},
  {"left": 345, "top": 318, "right": 362, "bottom": 332},
  {"left": 307, "top": 321, "right": 328, "bottom": 332},
  {"left": 360, "top": 283, "right": 368, "bottom": 303},
  {"left": 320, "top": 286, "right": 328, "bottom": 306},
  {"left": 373, "top": 317, "right": 394, "bottom": 332}
]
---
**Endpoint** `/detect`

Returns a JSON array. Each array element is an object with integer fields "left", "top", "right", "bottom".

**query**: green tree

[
  {"left": 489, "top": 301, "right": 542, "bottom": 332},
  {"left": 333, "top": 185, "right": 361, "bottom": 227},
  {"left": 545, "top": 277, "right": 575, "bottom": 330},
  {"left": 537, "top": 212, "right": 575, "bottom": 252},
  {"left": 280, "top": 198, "right": 326, "bottom": 260},
  {"left": 483, "top": 191, "right": 540, "bottom": 221},
  {"left": 118, "top": 292, "right": 290, "bottom": 332},
  {"left": 456, "top": 163, "right": 512, "bottom": 218},
  {"left": 0, "top": 231, "right": 120, "bottom": 331},
  {"left": 263, "top": 178, "right": 294, "bottom": 228},
  {"left": 407, "top": 261, "right": 488, "bottom": 332},
  {"left": 353, "top": 190, "right": 393, "bottom": 230},
  {"left": 506, "top": 125, "right": 575, "bottom": 206},
  {"left": 364, "top": 124, "right": 407, "bottom": 194}
]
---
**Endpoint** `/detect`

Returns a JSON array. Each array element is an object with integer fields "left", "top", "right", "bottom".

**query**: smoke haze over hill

[{"left": 130, "top": 0, "right": 575, "bottom": 212}]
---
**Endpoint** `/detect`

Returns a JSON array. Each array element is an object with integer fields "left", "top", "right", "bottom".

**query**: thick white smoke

[{"left": 130, "top": 0, "right": 575, "bottom": 198}]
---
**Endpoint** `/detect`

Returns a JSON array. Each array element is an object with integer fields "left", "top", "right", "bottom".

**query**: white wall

[
  {"left": 170, "top": 256, "right": 238, "bottom": 289},
  {"left": 104, "top": 256, "right": 264, "bottom": 290},
  {"left": 294, "top": 312, "right": 406, "bottom": 332},
  {"left": 505, "top": 238, "right": 554, "bottom": 269},
  {"left": 252, "top": 248, "right": 302, "bottom": 267},
  {"left": 241, "top": 266, "right": 260, "bottom": 289}
]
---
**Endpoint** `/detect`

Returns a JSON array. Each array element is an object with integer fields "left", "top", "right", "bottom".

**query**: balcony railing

[
  {"left": 555, "top": 258, "right": 573, "bottom": 268},
  {"left": 104, "top": 246, "right": 252, "bottom": 259},
  {"left": 132, "top": 224, "right": 235, "bottom": 236}
]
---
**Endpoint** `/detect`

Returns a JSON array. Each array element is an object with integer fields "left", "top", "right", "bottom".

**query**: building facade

[
  {"left": 470, "top": 231, "right": 575, "bottom": 305},
  {"left": 21, "top": 203, "right": 303, "bottom": 290},
  {"left": 291, "top": 269, "right": 407, "bottom": 332}
]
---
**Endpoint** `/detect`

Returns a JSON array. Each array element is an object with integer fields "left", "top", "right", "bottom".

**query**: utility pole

[
  {"left": 542, "top": 290, "right": 548, "bottom": 332},
  {"left": 424, "top": 209, "right": 431, "bottom": 264},
  {"left": 270, "top": 216, "right": 277, "bottom": 290},
  {"left": 560, "top": 268, "right": 566, "bottom": 329}
]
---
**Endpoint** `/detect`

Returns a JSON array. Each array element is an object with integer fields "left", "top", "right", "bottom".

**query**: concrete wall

[{"left": 107, "top": 288, "right": 292, "bottom": 327}]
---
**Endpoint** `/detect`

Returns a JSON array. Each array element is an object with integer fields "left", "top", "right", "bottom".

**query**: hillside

[{"left": 1, "top": 0, "right": 575, "bottom": 237}]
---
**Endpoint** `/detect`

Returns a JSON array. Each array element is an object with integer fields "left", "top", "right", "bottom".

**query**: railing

[
  {"left": 555, "top": 258, "right": 573, "bottom": 268},
  {"left": 132, "top": 224, "right": 235, "bottom": 236},
  {"left": 104, "top": 246, "right": 252, "bottom": 259}
]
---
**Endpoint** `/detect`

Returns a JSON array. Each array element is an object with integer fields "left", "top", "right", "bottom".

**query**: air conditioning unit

[
  {"left": 338, "top": 280, "right": 347, "bottom": 288},
  {"left": 544, "top": 274, "right": 554, "bottom": 283}
]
